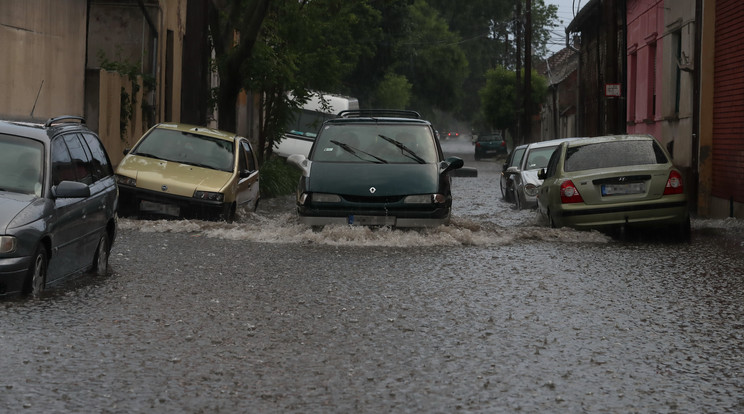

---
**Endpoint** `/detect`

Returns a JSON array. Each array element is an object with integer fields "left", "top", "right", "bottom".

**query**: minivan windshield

[
  {"left": 0, "top": 134, "right": 43, "bottom": 196},
  {"left": 311, "top": 124, "right": 438, "bottom": 164},
  {"left": 564, "top": 140, "right": 667, "bottom": 172}
]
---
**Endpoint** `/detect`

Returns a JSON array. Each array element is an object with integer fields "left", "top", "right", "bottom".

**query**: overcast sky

[{"left": 546, "top": 0, "right": 586, "bottom": 53}]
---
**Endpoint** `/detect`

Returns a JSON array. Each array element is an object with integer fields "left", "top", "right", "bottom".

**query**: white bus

[{"left": 273, "top": 92, "right": 359, "bottom": 158}]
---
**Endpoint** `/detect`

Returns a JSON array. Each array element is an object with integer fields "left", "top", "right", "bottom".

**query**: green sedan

[{"left": 536, "top": 135, "right": 690, "bottom": 238}]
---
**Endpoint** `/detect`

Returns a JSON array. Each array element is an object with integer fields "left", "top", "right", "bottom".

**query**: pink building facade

[{"left": 626, "top": 0, "right": 664, "bottom": 140}]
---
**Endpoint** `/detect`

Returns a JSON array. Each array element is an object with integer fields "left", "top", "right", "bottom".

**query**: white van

[{"left": 273, "top": 92, "right": 359, "bottom": 158}]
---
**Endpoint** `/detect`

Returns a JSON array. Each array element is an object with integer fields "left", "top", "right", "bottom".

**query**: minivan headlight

[
  {"left": 0, "top": 236, "right": 17, "bottom": 253},
  {"left": 404, "top": 194, "right": 446, "bottom": 204},
  {"left": 311, "top": 193, "right": 341, "bottom": 203}
]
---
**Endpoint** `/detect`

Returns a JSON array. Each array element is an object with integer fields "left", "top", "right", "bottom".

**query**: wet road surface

[{"left": 1, "top": 136, "right": 743, "bottom": 413}]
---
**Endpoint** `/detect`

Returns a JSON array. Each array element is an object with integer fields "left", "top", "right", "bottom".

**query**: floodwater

[{"left": 2, "top": 135, "right": 743, "bottom": 413}]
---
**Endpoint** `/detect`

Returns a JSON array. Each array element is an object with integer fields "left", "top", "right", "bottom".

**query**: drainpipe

[{"left": 566, "top": 32, "right": 581, "bottom": 137}]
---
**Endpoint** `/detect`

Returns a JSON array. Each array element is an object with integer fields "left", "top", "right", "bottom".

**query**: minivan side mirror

[{"left": 537, "top": 168, "right": 547, "bottom": 180}]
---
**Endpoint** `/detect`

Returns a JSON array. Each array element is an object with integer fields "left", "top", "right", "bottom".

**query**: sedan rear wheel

[
  {"left": 25, "top": 245, "right": 48, "bottom": 297},
  {"left": 92, "top": 234, "right": 110, "bottom": 276}
]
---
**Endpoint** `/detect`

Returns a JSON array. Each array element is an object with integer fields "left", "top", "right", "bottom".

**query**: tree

[
  {"left": 244, "top": 0, "right": 381, "bottom": 164},
  {"left": 480, "top": 66, "right": 547, "bottom": 137},
  {"left": 208, "top": 0, "right": 271, "bottom": 132}
]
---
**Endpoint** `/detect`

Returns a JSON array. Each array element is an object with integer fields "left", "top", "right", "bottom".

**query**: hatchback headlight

[
  {"left": 311, "top": 193, "right": 341, "bottom": 203},
  {"left": 524, "top": 184, "right": 538, "bottom": 197},
  {"left": 0, "top": 236, "right": 17, "bottom": 253},
  {"left": 116, "top": 174, "right": 136, "bottom": 187},
  {"left": 194, "top": 191, "right": 224, "bottom": 202}
]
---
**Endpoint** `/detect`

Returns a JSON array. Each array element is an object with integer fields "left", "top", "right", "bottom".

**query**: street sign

[{"left": 605, "top": 83, "right": 621, "bottom": 97}]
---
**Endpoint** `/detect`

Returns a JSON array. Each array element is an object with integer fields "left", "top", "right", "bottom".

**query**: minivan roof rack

[
  {"left": 337, "top": 109, "right": 421, "bottom": 119},
  {"left": 45, "top": 115, "right": 85, "bottom": 128}
]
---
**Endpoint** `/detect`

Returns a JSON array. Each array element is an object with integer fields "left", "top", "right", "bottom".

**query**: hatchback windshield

[
  {"left": 564, "top": 140, "right": 667, "bottom": 172},
  {"left": 311, "top": 124, "right": 437, "bottom": 164},
  {"left": 132, "top": 128, "right": 235, "bottom": 172},
  {"left": 0, "top": 134, "right": 43, "bottom": 196}
]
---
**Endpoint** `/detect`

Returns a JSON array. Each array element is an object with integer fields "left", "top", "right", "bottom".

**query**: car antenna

[{"left": 30, "top": 79, "right": 44, "bottom": 118}]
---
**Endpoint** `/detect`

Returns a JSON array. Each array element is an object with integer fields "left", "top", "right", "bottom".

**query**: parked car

[
  {"left": 500, "top": 144, "right": 527, "bottom": 201},
  {"left": 287, "top": 109, "right": 464, "bottom": 228},
  {"left": 537, "top": 134, "right": 690, "bottom": 238},
  {"left": 512, "top": 138, "right": 581, "bottom": 210},
  {"left": 474, "top": 133, "right": 507, "bottom": 160},
  {"left": 0, "top": 116, "right": 118, "bottom": 297},
  {"left": 115, "top": 123, "right": 260, "bottom": 221}
]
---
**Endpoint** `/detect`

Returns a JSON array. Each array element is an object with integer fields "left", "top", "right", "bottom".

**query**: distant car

[
  {"left": 513, "top": 138, "right": 581, "bottom": 210},
  {"left": 474, "top": 133, "right": 507, "bottom": 160},
  {"left": 500, "top": 144, "right": 527, "bottom": 201},
  {"left": 445, "top": 131, "right": 460, "bottom": 139},
  {"left": 115, "top": 123, "right": 260, "bottom": 221},
  {"left": 287, "top": 109, "right": 464, "bottom": 227},
  {"left": 537, "top": 134, "right": 690, "bottom": 238},
  {"left": 0, "top": 116, "right": 118, "bottom": 297}
]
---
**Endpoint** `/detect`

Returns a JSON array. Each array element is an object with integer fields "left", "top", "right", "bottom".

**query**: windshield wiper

[
  {"left": 132, "top": 151, "right": 165, "bottom": 161},
  {"left": 330, "top": 140, "right": 388, "bottom": 164},
  {"left": 378, "top": 135, "right": 426, "bottom": 164}
]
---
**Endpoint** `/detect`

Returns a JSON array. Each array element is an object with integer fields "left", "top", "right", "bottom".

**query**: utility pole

[
  {"left": 524, "top": 0, "right": 532, "bottom": 141},
  {"left": 515, "top": 0, "right": 522, "bottom": 146}
]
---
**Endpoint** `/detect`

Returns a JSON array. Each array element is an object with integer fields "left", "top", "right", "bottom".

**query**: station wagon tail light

[
  {"left": 663, "top": 171, "right": 684, "bottom": 195},
  {"left": 193, "top": 190, "right": 224, "bottom": 202},
  {"left": 404, "top": 194, "right": 445, "bottom": 204},
  {"left": 0, "top": 236, "right": 17, "bottom": 253},
  {"left": 560, "top": 180, "right": 583, "bottom": 203},
  {"left": 311, "top": 193, "right": 341, "bottom": 203},
  {"left": 115, "top": 175, "right": 136, "bottom": 187}
]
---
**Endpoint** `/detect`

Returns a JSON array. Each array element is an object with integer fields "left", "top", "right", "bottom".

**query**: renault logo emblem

[
  {"left": 161, "top": 185, "right": 168, "bottom": 191},
  {"left": 369, "top": 187, "right": 376, "bottom": 194}
]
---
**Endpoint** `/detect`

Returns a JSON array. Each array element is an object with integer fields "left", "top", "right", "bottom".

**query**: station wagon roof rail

[
  {"left": 45, "top": 115, "right": 86, "bottom": 127},
  {"left": 337, "top": 109, "right": 422, "bottom": 119}
]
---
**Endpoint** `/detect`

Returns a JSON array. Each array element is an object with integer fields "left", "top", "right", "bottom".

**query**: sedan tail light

[
  {"left": 663, "top": 171, "right": 684, "bottom": 195},
  {"left": 560, "top": 180, "right": 583, "bottom": 203}
]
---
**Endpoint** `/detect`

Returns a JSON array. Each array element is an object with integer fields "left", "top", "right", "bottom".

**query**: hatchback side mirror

[{"left": 537, "top": 168, "right": 547, "bottom": 180}]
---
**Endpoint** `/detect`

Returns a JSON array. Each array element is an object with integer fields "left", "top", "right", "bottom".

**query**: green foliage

[
  {"left": 98, "top": 51, "right": 155, "bottom": 141},
  {"left": 479, "top": 66, "right": 548, "bottom": 131},
  {"left": 243, "top": 0, "right": 382, "bottom": 164},
  {"left": 372, "top": 72, "right": 412, "bottom": 109},
  {"left": 259, "top": 155, "right": 301, "bottom": 198}
]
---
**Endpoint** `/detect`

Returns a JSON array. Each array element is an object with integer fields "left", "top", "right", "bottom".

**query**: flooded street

[{"left": 2, "top": 136, "right": 744, "bottom": 413}]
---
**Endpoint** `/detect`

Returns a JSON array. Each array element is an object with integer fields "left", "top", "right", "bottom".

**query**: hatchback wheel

[
  {"left": 92, "top": 234, "right": 110, "bottom": 276},
  {"left": 25, "top": 245, "right": 48, "bottom": 297}
]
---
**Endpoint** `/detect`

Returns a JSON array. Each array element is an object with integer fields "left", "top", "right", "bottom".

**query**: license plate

[
  {"left": 140, "top": 200, "right": 180, "bottom": 216},
  {"left": 348, "top": 215, "right": 396, "bottom": 226},
  {"left": 602, "top": 183, "right": 645, "bottom": 196}
]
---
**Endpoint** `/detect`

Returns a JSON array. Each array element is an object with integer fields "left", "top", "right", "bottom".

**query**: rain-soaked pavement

[{"left": 2, "top": 136, "right": 744, "bottom": 413}]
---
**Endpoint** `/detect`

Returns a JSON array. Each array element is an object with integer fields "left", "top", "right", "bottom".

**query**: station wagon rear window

[{"left": 564, "top": 140, "right": 668, "bottom": 172}]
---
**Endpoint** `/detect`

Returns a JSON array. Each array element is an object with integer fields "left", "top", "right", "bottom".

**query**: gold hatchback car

[{"left": 115, "top": 123, "right": 260, "bottom": 221}]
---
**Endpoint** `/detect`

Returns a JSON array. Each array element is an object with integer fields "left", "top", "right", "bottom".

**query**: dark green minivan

[{"left": 287, "top": 110, "right": 464, "bottom": 228}]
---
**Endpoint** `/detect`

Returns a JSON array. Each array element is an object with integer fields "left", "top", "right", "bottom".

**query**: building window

[
  {"left": 673, "top": 30, "right": 682, "bottom": 115},
  {"left": 629, "top": 51, "right": 637, "bottom": 123},
  {"left": 647, "top": 42, "right": 657, "bottom": 120}
]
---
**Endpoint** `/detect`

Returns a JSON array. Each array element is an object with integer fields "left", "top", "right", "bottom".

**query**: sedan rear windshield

[
  {"left": 132, "top": 128, "right": 234, "bottom": 172},
  {"left": 564, "top": 139, "right": 668, "bottom": 172}
]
